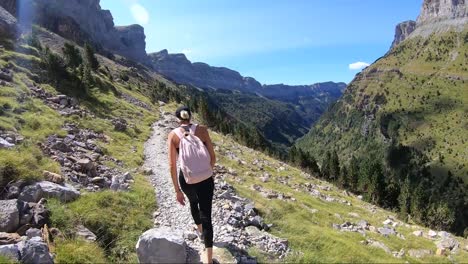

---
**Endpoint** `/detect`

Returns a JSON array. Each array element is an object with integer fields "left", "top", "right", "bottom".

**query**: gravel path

[{"left": 143, "top": 112, "right": 203, "bottom": 262}]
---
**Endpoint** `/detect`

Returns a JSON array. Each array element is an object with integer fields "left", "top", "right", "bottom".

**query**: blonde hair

[{"left": 180, "top": 110, "right": 190, "bottom": 120}]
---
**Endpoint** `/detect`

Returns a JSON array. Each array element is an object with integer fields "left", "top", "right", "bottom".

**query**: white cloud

[
  {"left": 130, "top": 3, "right": 150, "bottom": 25},
  {"left": 349, "top": 61, "right": 370, "bottom": 70}
]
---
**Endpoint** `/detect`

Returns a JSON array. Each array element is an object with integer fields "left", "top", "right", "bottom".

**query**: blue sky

[{"left": 100, "top": 0, "right": 422, "bottom": 85}]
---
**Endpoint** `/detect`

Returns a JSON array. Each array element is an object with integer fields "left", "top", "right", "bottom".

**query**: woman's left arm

[{"left": 203, "top": 127, "right": 216, "bottom": 168}]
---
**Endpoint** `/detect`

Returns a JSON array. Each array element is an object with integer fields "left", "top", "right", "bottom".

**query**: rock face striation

[
  {"left": 391, "top": 0, "right": 467, "bottom": 48},
  {"left": 0, "top": 0, "right": 149, "bottom": 64}
]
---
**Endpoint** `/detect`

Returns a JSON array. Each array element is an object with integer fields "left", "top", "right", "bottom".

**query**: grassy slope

[
  {"left": 0, "top": 37, "right": 161, "bottom": 262},
  {"left": 210, "top": 127, "right": 468, "bottom": 263},
  {"left": 297, "top": 29, "right": 468, "bottom": 181}
]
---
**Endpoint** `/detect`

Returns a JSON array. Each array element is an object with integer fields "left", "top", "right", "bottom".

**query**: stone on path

[{"left": 136, "top": 227, "right": 186, "bottom": 264}]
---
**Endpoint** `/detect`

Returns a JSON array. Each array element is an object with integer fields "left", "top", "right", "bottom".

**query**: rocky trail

[{"left": 142, "top": 111, "right": 289, "bottom": 263}]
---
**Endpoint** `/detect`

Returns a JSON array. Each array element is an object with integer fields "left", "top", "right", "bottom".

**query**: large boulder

[
  {"left": 20, "top": 237, "right": 53, "bottom": 264},
  {"left": 0, "top": 199, "right": 19, "bottom": 233},
  {"left": 136, "top": 227, "right": 186, "bottom": 264},
  {"left": 0, "top": 243, "right": 20, "bottom": 261},
  {"left": 37, "top": 181, "right": 80, "bottom": 202},
  {"left": 18, "top": 183, "right": 43, "bottom": 203}
]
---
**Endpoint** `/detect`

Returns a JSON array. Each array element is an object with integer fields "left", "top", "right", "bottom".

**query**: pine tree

[
  {"left": 398, "top": 176, "right": 411, "bottom": 221},
  {"left": 62, "top": 42, "right": 82, "bottom": 68},
  {"left": 330, "top": 150, "right": 340, "bottom": 182},
  {"left": 338, "top": 165, "right": 348, "bottom": 188},
  {"left": 307, "top": 155, "right": 321, "bottom": 175},
  {"left": 369, "top": 161, "right": 385, "bottom": 205},
  {"left": 321, "top": 151, "right": 332, "bottom": 180},
  {"left": 348, "top": 156, "right": 359, "bottom": 192},
  {"left": 84, "top": 42, "right": 99, "bottom": 71}
]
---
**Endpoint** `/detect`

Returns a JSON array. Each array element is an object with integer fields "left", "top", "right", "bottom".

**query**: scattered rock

[
  {"left": 75, "top": 225, "right": 97, "bottom": 242},
  {"left": 42, "top": 171, "right": 65, "bottom": 184},
  {"left": 412, "top": 230, "right": 423, "bottom": 237},
  {"left": 436, "top": 236, "right": 459, "bottom": 251},
  {"left": 382, "top": 219, "right": 393, "bottom": 225},
  {"left": 18, "top": 184, "right": 43, "bottom": 203},
  {"left": 113, "top": 118, "right": 128, "bottom": 131},
  {"left": 378, "top": 227, "right": 396, "bottom": 236},
  {"left": 367, "top": 239, "right": 392, "bottom": 254},
  {"left": 0, "top": 199, "right": 19, "bottom": 233},
  {"left": 136, "top": 227, "right": 187, "bottom": 264},
  {"left": 427, "top": 230, "right": 438, "bottom": 239},
  {"left": 20, "top": 237, "right": 53, "bottom": 264},
  {"left": 0, "top": 232, "right": 21, "bottom": 245},
  {"left": 408, "top": 249, "right": 433, "bottom": 258},
  {"left": 0, "top": 243, "right": 20, "bottom": 261},
  {"left": 0, "top": 137, "right": 14, "bottom": 148},
  {"left": 26, "top": 228, "right": 42, "bottom": 239},
  {"left": 143, "top": 167, "right": 152, "bottom": 175},
  {"left": 37, "top": 181, "right": 80, "bottom": 202}
]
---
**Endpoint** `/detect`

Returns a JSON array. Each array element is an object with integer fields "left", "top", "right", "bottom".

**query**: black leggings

[{"left": 179, "top": 172, "right": 214, "bottom": 248}]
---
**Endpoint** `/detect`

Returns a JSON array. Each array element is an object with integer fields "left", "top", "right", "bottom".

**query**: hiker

[{"left": 167, "top": 106, "right": 217, "bottom": 264}]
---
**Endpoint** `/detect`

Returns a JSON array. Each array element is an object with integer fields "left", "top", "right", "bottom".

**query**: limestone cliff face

[
  {"left": 417, "top": 0, "right": 467, "bottom": 24},
  {"left": 391, "top": 0, "right": 467, "bottom": 47},
  {"left": 390, "top": 20, "right": 416, "bottom": 49},
  {"left": 0, "top": 0, "right": 149, "bottom": 64},
  {"left": 149, "top": 49, "right": 263, "bottom": 91}
]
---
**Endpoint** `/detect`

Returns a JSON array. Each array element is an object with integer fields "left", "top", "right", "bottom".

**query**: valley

[{"left": 0, "top": 0, "right": 467, "bottom": 263}]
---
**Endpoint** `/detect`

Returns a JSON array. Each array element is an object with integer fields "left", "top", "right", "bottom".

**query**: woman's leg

[
  {"left": 196, "top": 177, "right": 214, "bottom": 249},
  {"left": 179, "top": 173, "right": 202, "bottom": 225}
]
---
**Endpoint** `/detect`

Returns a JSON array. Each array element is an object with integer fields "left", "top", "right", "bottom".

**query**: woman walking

[{"left": 167, "top": 106, "right": 217, "bottom": 264}]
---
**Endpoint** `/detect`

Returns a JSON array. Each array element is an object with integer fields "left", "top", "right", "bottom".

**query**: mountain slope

[
  {"left": 297, "top": 0, "right": 467, "bottom": 234},
  {"left": 149, "top": 49, "right": 345, "bottom": 150}
]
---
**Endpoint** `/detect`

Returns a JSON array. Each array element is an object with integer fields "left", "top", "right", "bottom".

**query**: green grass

[
  {"left": 0, "top": 255, "right": 17, "bottom": 264},
  {"left": 210, "top": 130, "right": 468, "bottom": 263},
  {"left": 54, "top": 239, "right": 107, "bottom": 264}
]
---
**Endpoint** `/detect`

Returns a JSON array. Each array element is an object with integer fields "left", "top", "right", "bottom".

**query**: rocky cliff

[
  {"left": 417, "top": 0, "right": 467, "bottom": 24},
  {"left": 390, "top": 20, "right": 416, "bottom": 49},
  {"left": 0, "top": 0, "right": 149, "bottom": 64},
  {"left": 391, "top": 0, "right": 467, "bottom": 47},
  {"left": 0, "top": 5, "right": 16, "bottom": 38},
  {"left": 149, "top": 49, "right": 263, "bottom": 91}
]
